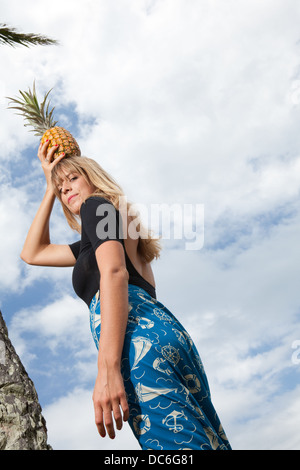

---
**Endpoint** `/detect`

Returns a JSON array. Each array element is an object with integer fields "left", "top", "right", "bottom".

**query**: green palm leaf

[{"left": 0, "top": 23, "right": 58, "bottom": 48}]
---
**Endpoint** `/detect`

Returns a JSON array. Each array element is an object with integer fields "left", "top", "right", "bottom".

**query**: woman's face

[{"left": 57, "top": 169, "right": 96, "bottom": 215}]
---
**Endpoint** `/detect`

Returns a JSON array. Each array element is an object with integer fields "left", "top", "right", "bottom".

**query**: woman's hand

[
  {"left": 37, "top": 140, "right": 66, "bottom": 189},
  {"left": 92, "top": 364, "right": 130, "bottom": 439}
]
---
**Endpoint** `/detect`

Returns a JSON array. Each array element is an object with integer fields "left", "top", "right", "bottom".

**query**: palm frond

[{"left": 0, "top": 23, "right": 58, "bottom": 48}]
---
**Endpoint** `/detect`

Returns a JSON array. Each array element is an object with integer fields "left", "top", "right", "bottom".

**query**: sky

[{"left": 1, "top": 0, "right": 300, "bottom": 450}]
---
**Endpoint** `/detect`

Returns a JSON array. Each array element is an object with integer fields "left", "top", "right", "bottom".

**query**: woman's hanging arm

[{"left": 92, "top": 240, "right": 130, "bottom": 439}]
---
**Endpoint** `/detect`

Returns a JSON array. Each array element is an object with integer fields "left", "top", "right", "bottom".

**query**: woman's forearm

[
  {"left": 20, "top": 187, "right": 56, "bottom": 263},
  {"left": 93, "top": 269, "right": 130, "bottom": 439},
  {"left": 97, "top": 269, "right": 129, "bottom": 369}
]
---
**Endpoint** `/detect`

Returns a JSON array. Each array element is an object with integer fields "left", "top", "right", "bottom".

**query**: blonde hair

[{"left": 51, "top": 156, "right": 161, "bottom": 262}]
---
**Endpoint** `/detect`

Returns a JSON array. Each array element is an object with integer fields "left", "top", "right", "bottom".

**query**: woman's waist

[
  {"left": 89, "top": 284, "right": 158, "bottom": 311},
  {"left": 89, "top": 284, "right": 181, "bottom": 336}
]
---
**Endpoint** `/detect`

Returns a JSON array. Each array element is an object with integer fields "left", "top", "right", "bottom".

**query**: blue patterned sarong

[{"left": 89, "top": 284, "right": 231, "bottom": 450}]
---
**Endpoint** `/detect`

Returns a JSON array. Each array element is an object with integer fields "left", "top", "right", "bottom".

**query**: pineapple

[{"left": 7, "top": 82, "right": 81, "bottom": 159}]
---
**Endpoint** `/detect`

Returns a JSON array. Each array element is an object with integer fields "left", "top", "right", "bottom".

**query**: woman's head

[{"left": 51, "top": 156, "right": 124, "bottom": 231}]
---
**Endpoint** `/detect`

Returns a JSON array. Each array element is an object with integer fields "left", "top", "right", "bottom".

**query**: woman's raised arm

[{"left": 20, "top": 141, "right": 76, "bottom": 267}]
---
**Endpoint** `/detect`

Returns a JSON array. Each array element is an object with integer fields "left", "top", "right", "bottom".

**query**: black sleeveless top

[{"left": 69, "top": 196, "right": 156, "bottom": 306}]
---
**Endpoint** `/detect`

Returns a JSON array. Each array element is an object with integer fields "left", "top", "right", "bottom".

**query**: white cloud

[
  {"left": 43, "top": 387, "right": 140, "bottom": 450},
  {"left": 231, "top": 386, "right": 300, "bottom": 450},
  {"left": 0, "top": 183, "right": 29, "bottom": 291},
  {"left": 9, "top": 294, "right": 91, "bottom": 360},
  {"left": 43, "top": 388, "right": 98, "bottom": 450}
]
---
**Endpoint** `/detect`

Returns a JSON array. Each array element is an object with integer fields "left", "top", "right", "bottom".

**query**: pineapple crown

[{"left": 7, "top": 81, "right": 58, "bottom": 136}]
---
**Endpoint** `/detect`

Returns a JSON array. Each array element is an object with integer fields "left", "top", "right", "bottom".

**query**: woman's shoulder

[
  {"left": 85, "top": 195, "right": 112, "bottom": 204},
  {"left": 80, "top": 196, "right": 117, "bottom": 225},
  {"left": 81, "top": 195, "right": 113, "bottom": 212}
]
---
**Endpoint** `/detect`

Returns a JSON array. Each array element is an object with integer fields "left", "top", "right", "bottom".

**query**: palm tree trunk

[{"left": 0, "top": 310, "right": 52, "bottom": 450}]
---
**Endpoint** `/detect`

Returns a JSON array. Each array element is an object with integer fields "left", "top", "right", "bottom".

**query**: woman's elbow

[
  {"left": 102, "top": 266, "right": 129, "bottom": 282},
  {"left": 20, "top": 251, "right": 34, "bottom": 265},
  {"left": 113, "top": 266, "right": 129, "bottom": 281}
]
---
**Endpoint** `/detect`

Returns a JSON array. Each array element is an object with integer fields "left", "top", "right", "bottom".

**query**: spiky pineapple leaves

[{"left": 7, "top": 82, "right": 58, "bottom": 136}]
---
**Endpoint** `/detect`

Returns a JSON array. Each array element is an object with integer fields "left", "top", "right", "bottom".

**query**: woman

[{"left": 21, "top": 141, "right": 231, "bottom": 450}]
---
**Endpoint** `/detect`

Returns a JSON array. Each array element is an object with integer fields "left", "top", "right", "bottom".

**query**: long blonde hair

[{"left": 51, "top": 156, "right": 161, "bottom": 262}]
